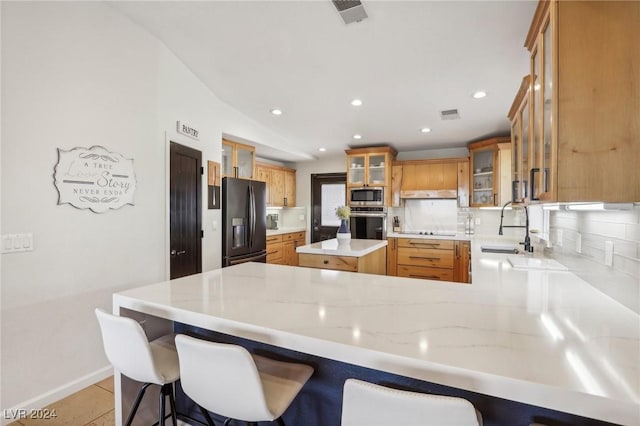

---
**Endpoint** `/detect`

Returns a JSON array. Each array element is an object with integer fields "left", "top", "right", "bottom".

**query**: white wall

[{"left": 1, "top": 1, "right": 296, "bottom": 413}]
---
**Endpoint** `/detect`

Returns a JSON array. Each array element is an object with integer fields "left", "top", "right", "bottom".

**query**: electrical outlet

[
  {"left": 475, "top": 217, "right": 481, "bottom": 226},
  {"left": 604, "top": 241, "right": 614, "bottom": 266},
  {"left": 556, "top": 229, "right": 563, "bottom": 247},
  {"left": 576, "top": 233, "right": 582, "bottom": 253}
]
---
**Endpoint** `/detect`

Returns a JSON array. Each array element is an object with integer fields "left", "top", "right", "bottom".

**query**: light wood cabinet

[
  {"left": 386, "top": 237, "right": 398, "bottom": 276},
  {"left": 387, "top": 238, "right": 469, "bottom": 284},
  {"left": 222, "top": 139, "right": 255, "bottom": 179},
  {"left": 267, "top": 231, "right": 306, "bottom": 265},
  {"left": 390, "top": 158, "right": 469, "bottom": 207},
  {"left": 282, "top": 231, "right": 305, "bottom": 266},
  {"left": 468, "top": 137, "right": 512, "bottom": 207},
  {"left": 298, "top": 246, "right": 386, "bottom": 275},
  {"left": 346, "top": 146, "right": 397, "bottom": 206},
  {"left": 454, "top": 241, "right": 471, "bottom": 284},
  {"left": 266, "top": 234, "right": 284, "bottom": 264},
  {"left": 255, "top": 162, "right": 297, "bottom": 207},
  {"left": 514, "top": 0, "right": 640, "bottom": 202}
]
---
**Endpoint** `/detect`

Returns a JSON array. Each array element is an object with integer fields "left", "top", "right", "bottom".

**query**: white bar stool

[
  {"left": 95, "top": 309, "right": 180, "bottom": 426},
  {"left": 341, "top": 378, "right": 483, "bottom": 426},
  {"left": 175, "top": 334, "right": 314, "bottom": 426}
]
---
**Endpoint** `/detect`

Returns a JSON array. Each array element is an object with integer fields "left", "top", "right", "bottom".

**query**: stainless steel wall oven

[{"left": 349, "top": 207, "right": 387, "bottom": 240}]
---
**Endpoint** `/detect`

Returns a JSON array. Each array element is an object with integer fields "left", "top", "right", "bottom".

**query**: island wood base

[{"left": 298, "top": 246, "right": 386, "bottom": 275}]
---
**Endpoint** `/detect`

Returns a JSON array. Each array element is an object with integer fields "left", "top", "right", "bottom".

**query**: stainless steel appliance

[
  {"left": 266, "top": 213, "right": 279, "bottom": 230},
  {"left": 349, "top": 207, "right": 387, "bottom": 240},
  {"left": 222, "top": 177, "right": 267, "bottom": 267},
  {"left": 349, "top": 187, "right": 384, "bottom": 206}
]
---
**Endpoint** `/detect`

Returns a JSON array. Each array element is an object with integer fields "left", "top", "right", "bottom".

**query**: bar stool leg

[
  {"left": 125, "top": 382, "right": 152, "bottom": 426},
  {"left": 198, "top": 405, "right": 216, "bottom": 426},
  {"left": 159, "top": 384, "right": 167, "bottom": 426},
  {"left": 167, "top": 384, "right": 177, "bottom": 426}
]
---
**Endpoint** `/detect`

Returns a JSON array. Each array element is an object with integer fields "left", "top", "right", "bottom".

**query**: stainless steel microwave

[{"left": 349, "top": 187, "right": 384, "bottom": 206}]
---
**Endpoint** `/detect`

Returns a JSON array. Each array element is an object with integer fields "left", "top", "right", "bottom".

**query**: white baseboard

[{"left": 1, "top": 365, "right": 113, "bottom": 426}]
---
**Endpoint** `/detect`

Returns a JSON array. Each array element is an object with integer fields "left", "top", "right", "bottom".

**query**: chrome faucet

[{"left": 499, "top": 201, "right": 532, "bottom": 253}]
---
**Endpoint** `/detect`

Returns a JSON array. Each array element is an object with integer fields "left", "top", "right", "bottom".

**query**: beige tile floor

[{"left": 9, "top": 377, "right": 115, "bottom": 426}]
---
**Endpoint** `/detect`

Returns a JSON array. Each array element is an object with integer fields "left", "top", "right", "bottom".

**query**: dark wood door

[
  {"left": 170, "top": 142, "right": 202, "bottom": 279},
  {"left": 311, "top": 173, "right": 346, "bottom": 243}
]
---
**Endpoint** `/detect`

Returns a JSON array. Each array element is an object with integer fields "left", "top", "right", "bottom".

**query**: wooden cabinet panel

[
  {"left": 397, "top": 265, "right": 454, "bottom": 281},
  {"left": 457, "top": 160, "right": 469, "bottom": 208},
  {"left": 298, "top": 254, "right": 358, "bottom": 272},
  {"left": 386, "top": 237, "right": 398, "bottom": 276},
  {"left": 284, "top": 170, "right": 296, "bottom": 207},
  {"left": 397, "top": 247, "right": 454, "bottom": 269},
  {"left": 256, "top": 163, "right": 296, "bottom": 207},
  {"left": 398, "top": 238, "right": 454, "bottom": 250},
  {"left": 266, "top": 235, "right": 283, "bottom": 264},
  {"left": 283, "top": 231, "right": 305, "bottom": 266},
  {"left": 454, "top": 241, "right": 471, "bottom": 284}
]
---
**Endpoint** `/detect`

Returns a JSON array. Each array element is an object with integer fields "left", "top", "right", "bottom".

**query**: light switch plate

[{"left": 1, "top": 233, "right": 34, "bottom": 253}]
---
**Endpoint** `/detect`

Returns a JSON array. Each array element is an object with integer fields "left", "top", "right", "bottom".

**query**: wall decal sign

[
  {"left": 177, "top": 120, "right": 200, "bottom": 140},
  {"left": 53, "top": 146, "right": 137, "bottom": 213}
]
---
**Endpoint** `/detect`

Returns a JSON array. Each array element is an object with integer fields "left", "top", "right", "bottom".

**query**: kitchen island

[
  {"left": 112, "top": 248, "right": 639, "bottom": 426},
  {"left": 296, "top": 238, "right": 387, "bottom": 275}
]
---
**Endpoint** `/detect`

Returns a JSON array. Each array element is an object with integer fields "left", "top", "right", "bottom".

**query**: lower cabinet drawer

[
  {"left": 266, "top": 243, "right": 284, "bottom": 263},
  {"left": 397, "top": 265, "right": 454, "bottom": 281},
  {"left": 298, "top": 254, "right": 358, "bottom": 272},
  {"left": 283, "top": 231, "right": 305, "bottom": 242},
  {"left": 397, "top": 247, "right": 454, "bottom": 268}
]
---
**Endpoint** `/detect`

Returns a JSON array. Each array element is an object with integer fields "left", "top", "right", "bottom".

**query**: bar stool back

[
  {"left": 95, "top": 308, "right": 180, "bottom": 426},
  {"left": 175, "top": 334, "right": 314, "bottom": 425},
  {"left": 341, "top": 379, "right": 482, "bottom": 426}
]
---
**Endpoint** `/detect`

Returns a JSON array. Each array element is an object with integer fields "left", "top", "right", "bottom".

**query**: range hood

[{"left": 400, "top": 189, "right": 457, "bottom": 199}]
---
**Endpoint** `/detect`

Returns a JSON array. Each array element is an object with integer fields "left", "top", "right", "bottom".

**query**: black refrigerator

[{"left": 222, "top": 177, "right": 267, "bottom": 267}]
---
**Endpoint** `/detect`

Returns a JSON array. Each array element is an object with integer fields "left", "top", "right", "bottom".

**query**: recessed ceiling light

[
  {"left": 351, "top": 99, "right": 363, "bottom": 106},
  {"left": 270, "top": 108, "right": 283, "bottom": 115},
  {"left": 420, "top": 128, "right": 432, "bottom": 133},
  {"left": 472, "top": 91, "right": 487, "bottom": 99},
  {"left": 318, "top": 147, "right": 327, "bottom": 152},
  {"left": 353, "top": 134, "right": 362, "bottom": 140}
]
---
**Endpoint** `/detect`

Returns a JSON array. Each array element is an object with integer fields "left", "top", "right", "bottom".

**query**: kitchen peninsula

[
  {"left": 296, "top": 238, "right": 387, "bottom": 275},
  {"left": 112, "top": 249, "right": 639, "bottom": 426}
]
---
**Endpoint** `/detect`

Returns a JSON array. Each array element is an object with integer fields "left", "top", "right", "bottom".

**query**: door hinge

[
  {"left": 200, "top": 167, "right": 204, "bottom": 175},
  {"left": 201, "top": 230, "right": 204, "bottom": 238}
]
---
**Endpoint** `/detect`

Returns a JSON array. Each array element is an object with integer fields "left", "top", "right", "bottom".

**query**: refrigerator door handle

[{"left": 249, "top": 184, "right": 255, "bottom": 249}]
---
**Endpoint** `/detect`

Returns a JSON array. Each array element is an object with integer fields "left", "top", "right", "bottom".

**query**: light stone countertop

[
  {"left": 266, "top": 227, "right": 306, "bottom": 236},
  {"left": 114, "top": 238, "right": 640, "bottom": 425},
  {"left": 296, "top": 238, "right": 387, "bottom": 257}
]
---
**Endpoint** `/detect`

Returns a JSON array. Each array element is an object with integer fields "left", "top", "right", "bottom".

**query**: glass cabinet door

[
  {"left": 348, "top": 155, "right": 366, "bottom": 186},
  {"left": 521, "top": 99, "right": 530, "bottom": 202},
  {"left": 221, "top": 141, "right": 234, "bottom": 177},
  {"left": 541, "top": 20, "right": 553, "bottom": 199},
  {"left": 511, "top": 120, "right": 520, "bottom": 203},
  {"left": 367, "top": 154, "right": 386, "bottom": 186},
  {"left": 471, "top": 148, "right": 495, "bottom": 206},
  {"left": 235, "top": 145, "right": 254, "bottom": 179},
  {"left": 531, "top": 47, "right": 541, "bottom": 201}
]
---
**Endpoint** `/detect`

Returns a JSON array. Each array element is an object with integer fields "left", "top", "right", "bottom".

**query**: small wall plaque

[{"left": 53, "top": 145, "right": 137, "bottom": 213}]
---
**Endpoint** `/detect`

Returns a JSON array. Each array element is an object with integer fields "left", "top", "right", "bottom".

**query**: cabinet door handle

[
  {"left": 409, "top": 241, "right": 440, "bottom": 246},
  {"left": 409, "top": 256, "right": 440, "bottom": 261},
  {"left": 323, "top": 260, "right": 329, "bottom": 265},
  {"left": 409, "top": 274, "right": 440, "bottom": 280},
  {"left": 530, "top": 168, "right": 540, "bottom": 201},
  {"left": 284, "top": 197, "right": 288, "bottom": 207}
]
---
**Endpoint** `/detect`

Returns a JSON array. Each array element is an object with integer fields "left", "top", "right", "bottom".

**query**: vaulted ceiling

[{"left": 111, "top": 1, "right": 537, "bottom": 161}]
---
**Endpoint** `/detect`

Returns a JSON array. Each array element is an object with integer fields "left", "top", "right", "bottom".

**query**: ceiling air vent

[
  {"left": 332, "top": 0, "right": 368, "bottom": 24},
  {"left": 440, "top": 109, "right": 460, "bottom": 120}
]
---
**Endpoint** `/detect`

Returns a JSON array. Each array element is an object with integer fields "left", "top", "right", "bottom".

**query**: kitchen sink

[
  {"left": 481, "top": 245, "right": 520, "bottom": 254},
  {"left": 507, "top": 257, "right": 568, "bottom": 271}
]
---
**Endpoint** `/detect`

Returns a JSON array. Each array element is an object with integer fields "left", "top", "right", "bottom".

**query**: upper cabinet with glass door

[
  {"left": 222, "top": 139, "right": 255, "bottom": 180},
  {"left": 345, "top": 146, "right": 397, "bottom": 205},
  {"left": 468, "top": 137, "right": 512, "bottom": 207},
  {"left": 520, "top": 0, "right": 640, "bottom": 202},
  {"left": 508, "top": 76, "right": 531, "bottom": 204}
]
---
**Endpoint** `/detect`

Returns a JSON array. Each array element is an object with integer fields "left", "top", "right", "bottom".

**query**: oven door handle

[{"left": 350, "top": 213, "right": 387, "bottom": 218}]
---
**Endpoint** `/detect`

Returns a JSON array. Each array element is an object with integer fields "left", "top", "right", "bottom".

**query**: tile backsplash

[{"left": 266, "top": 206, "right": 306, "bottom": 229}]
